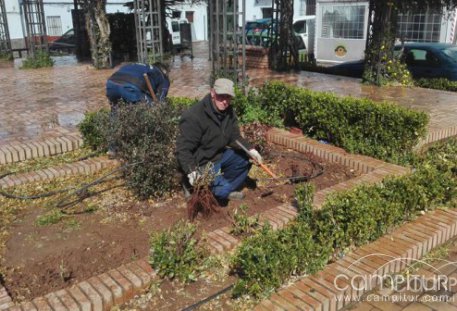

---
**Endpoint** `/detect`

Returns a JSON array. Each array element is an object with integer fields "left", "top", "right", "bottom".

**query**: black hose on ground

[
  {"left": 181, "top": 283, "right": 234, "bottom": 311},
  {"left": 0, "top": 162, "right": 139, "bottom": 204}
]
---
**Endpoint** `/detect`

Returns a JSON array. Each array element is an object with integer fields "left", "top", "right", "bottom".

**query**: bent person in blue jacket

[
  {"left": 106, "top": 62, "right": 170, "bottom": 105},
  {"left": 105, "top": 62, "right": 170, "bottom": 156}
]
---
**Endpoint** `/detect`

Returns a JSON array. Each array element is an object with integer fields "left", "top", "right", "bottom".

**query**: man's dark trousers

[{"left": 211, "top": 149, "right": 251, "bottom": 200}]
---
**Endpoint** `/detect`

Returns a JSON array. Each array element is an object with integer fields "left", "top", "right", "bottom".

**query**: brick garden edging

[
  {"left": 0, "top": 128, "right": 444, "bottom": 310},
  {"left": 416, "top": 124, "right": 457, "bottom": 149},
  {"left": 0, "top": 259, "right": 155, "bottom": 311},
  {"left": 0, "top": 157, "right": 118, "bottom": 189},
  {"left": 0, "top": 286, "right": 13, "bottom": 310},
  {"left": 255, "top": 208, "right": 457, "bottom": 311},
  {"left": 0, "top": 134, "right": 83, "bottom": 165}
]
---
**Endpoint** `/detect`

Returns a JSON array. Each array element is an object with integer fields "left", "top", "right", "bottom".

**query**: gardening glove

[
  {"left": 187, "top": 170, "right": 201, "bottom": 186},
  {"left": 249, "top": 149, "right": 263, "bottom": 164}
]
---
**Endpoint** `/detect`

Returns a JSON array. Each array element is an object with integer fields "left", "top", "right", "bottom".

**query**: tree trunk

[
  {"left": 363, "top": 1, "right": 398, "bottom": 85},
  {"left": 270, "top": 0, "right": 298, "bottom": 71},
  {"left": 81, "top": 0, "right": 112, "bottom": 69}
]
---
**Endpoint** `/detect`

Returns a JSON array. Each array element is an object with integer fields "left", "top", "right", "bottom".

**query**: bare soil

[{"left": 1, "top": 143, "right": 359, "bottom": 302}]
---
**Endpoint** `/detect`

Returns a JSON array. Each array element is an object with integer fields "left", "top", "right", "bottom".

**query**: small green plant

[
  {"left": 0, "top": 51, "right": 13, "bottom": 61},
  {"left": 149, "top": 221, "right": 207, "bottom": 283},
  {"left": 59, "top": 259, "right": 71, "bottom": 282},
  {"left": 230, "top": 204, "right": 260, "bottom": 237},
  {"left": 78, "top": 109, "right": 110, "bottom": 151},
  {"left": 36, "top": 209, "right": 64, "bottom": 226},
  {"left": 65, "top": 218, "right": 80, "bottom": 230},
  {"left": 295, "top": 183, "right": 315, "bottom": 222},
  {"left": 21, "top": 50, "right": 54, "bottom": 69},
  {"left": 374, "top": 58, "right": 413, "bottom": 86}
]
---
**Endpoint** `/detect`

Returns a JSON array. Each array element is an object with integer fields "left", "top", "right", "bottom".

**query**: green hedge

[
  {"left": 231, "top": 137, "right": 457, "bottom": 297},
  {"left": 256, "top": 81, "right": 429, "bottom": 162},
  {"left": 82, "top": 87, "right": 428, "bottom": 164},
  {"left": 415, "top": 78, "right": 457, "bottom": 92}
]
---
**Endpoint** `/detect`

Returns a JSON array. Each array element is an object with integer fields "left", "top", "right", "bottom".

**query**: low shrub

[
  {"left": 230, "top": 204, "right": 260, "bottom": 237},
  {"left": 415, "top": 78, "right": 457, "bottom": 92},
  {"left": 231, "top": 88, "right": 275, "bottom": 125},
  {"left": 78, "top": 99, "right": 195, "bottom": 199},
  {"left": 149, "top": 221, "right": 207, "bottom": 283},
  {"left": 167, "top": 96, "right": 198, "bottom": 109},
  {"left": 78, "top": 109, "right": 110, "bottom": 151},
  {"left": 21, "top": 50, "right": 54, "bottom": 69},
  {"left": 232, "top": 138, "right": 457, "bottom": 297},
  {"left": 258, "top": 81, "right": 429, "bottom": 162},
  {"left": 111, "top": 103, "right": 180, "bottom": 199},
  {"left": 232, "top": 221, "right": 330, "bottom": 297}
]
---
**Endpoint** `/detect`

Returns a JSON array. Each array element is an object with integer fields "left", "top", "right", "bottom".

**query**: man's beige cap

[{"left": 213, "top": 78, "right": 235, "bottom": 98}]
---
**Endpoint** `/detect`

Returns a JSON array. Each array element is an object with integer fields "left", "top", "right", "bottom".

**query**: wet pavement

[{"left": 0, "top": 41, "right": 456, "bottom": 148}]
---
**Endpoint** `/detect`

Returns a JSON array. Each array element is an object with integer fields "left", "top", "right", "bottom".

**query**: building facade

[
  {"left": 4, "top": 0, "right": 207, "bottom": 50},
  {"left": 315, "top": 0, "right": 457, "bottom": 63}
]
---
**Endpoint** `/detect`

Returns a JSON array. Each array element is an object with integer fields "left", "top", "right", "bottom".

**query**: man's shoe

[
  {"left": 182, "top": 182, "right": 192, "bottom": 200},
  {"left": 228, "top": 191, "right": 245, "bottom": 200},
  {"left": 106, "top": 150, "right": 117, "bottom": 159}
]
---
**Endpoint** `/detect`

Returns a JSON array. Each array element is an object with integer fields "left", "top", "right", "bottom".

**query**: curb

[
  {"left": 0, "top": 157, "right": 118, "bottom": 189},
  {"left": 255, "top": 208, "right": 457, "bottom": 311},
  {"left": 0, "top": 259, "right": 155, "bottom": 311},
  {"left": 0, "top": 134, "right": 83, "bottom": 165},
  {"left": 416, "top": 125, "right": 457, "bottom": 148}
]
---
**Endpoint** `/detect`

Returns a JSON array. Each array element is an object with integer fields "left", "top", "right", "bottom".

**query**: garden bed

[{"left": 1, "top": 142, "right": 359, "bottom": 301}]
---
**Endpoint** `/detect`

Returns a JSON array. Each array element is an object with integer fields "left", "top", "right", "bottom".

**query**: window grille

[
  {"left": 46, "top": 16, "right": 62, "bottom": 36},
  {"left": 321, "top": 5, "right": 365, "bottom": 39},
  {"left": 397, "top": 11, "right": 442, "bottom": 42}
]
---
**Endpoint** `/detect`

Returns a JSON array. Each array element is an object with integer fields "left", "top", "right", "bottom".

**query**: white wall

[
  {"left": 5, "top": 0, "right": 24, "bottom": 40},
  {"left": 6, "top": 0, "right": 130, "bottom": 40},
  {"left": 245, "top": 0, "right": 267, "bottom": 22},
  {"left": 167, "top": 2, "right": 208, "bottom": 41}
]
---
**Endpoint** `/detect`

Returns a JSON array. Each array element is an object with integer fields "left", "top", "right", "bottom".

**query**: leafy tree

[{"left": 364, "top": 0, "right": 457, "bottom": 85}]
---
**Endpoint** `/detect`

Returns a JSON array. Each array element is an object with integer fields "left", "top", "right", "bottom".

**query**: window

[
  {"left": 404, "top": 48, "right": 440, "bottom": 67},
  {"left": 262, "top": 8, "right": 273, "bottom": 19},
  {"left": 171, "top": 21, "right": 180, "bottom": 32},
  {"left": 293, "top": 20, "right": 306, "bottom": 34},
  {"left": 185, "top": 11, "right": 194, "bottom": 23},
  {"left": 172, "top": 11, "right": 181, "bottom": 19},
  {"left": 397, "top": 10, "right": 442, "bottom": 42},
  {"left": 46, "top": 16, "right": 62, "bottom": 36},
  {"left": 321, "top": 5, "right": 365, "bottom": 39}
]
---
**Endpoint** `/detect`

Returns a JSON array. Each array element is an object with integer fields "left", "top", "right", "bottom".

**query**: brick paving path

[{"left": 1, "top": 41, "right": 456, "bottom": 153}]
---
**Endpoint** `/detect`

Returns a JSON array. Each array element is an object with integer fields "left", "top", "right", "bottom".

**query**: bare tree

[
  {"left": 270, "top": 0, "right": 299, "bottom": 71},
  {"left": 78, "top": 0, "right": 111, "bottom": 69}
]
